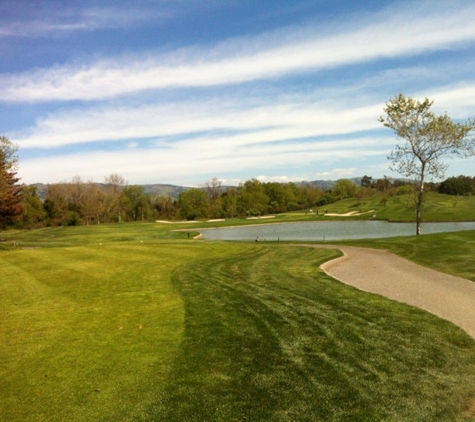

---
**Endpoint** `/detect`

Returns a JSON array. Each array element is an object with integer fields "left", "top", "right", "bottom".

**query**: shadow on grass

[{"left": 146, "top": 246, "right": 475, "bottom": 422}]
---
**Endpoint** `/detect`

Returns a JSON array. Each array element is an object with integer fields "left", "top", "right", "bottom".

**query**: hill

[
  {"left": 30, "top": 177, "right": 411, "bottom": 202},
  {"left": 31, "top": 182, "right": 192, "bottom": 201}
]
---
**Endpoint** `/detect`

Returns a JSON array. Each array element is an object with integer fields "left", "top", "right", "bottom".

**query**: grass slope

[
  {"left": 290, "top": 192, "right": 475, "bottom": 222},
  {"left": 1, "top": 223, "right": 475, "bottom": 420}
]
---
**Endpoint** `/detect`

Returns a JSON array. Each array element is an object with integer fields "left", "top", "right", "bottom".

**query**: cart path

[{"left": 309, "top": 245, "right": 475, "bottom": 339}]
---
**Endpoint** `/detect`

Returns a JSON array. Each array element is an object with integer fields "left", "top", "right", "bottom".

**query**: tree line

[
  {"left": 17, "top": 176, "right": 327, "bottom": 227},
  {"left": 5, "top": 171, "right": 475, "bottom": 230}
]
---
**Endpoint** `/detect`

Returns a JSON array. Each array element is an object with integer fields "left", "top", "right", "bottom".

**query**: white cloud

[
  {"left": 13, "top": 77, "right": 475, "bottom": 153},
  {"left": 18, "top": 131, "right": 392, "bottom": 185},
  {"left": 0, "top": 3, "right": 171, "bottom": 37},
  {"left": 8, "top": 1, "right": 475, "bottom": 186},
  {"left": 426, "top": 84, "right": 475, "bottom": 118},
  {"left": 14, "top": 95, "right": 383, "bottom": 149},
  {"left": 313, "top": 168, "right": 358, "bottom": 180},
  {"left": 2, "top": 1, "right": 475, "bottom": 102}
]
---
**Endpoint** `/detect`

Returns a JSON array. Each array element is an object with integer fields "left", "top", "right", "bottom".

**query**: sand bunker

[{"left": 324, "top": 210, "right": 375, "bottom": 217}]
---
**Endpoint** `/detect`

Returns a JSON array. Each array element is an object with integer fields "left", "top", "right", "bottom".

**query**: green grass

[
  {"left": 0, "top": 221, "right": 190, "bottom": 250},
  {"left": 2, "top": 223, "right": 475, "bottom": 420},
  {"left": 315, "top": 192, "right": 475, "bottom": 222},
  {"left": 153, "top": 246, "right": 475, "bottom": 421},
  {"left": 1, "top": 241, "right": 186, "bottom": 421}
]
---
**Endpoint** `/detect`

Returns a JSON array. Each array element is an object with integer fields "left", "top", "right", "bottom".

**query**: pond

[{"left": 199, "top": 221, "right": 475, "bottom": 242}]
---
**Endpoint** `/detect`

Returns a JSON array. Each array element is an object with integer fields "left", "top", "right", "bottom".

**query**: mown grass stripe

[
  {"left": 2, "top": 225, "right": 475, "bottom": 421},
  {"left": 149, "top": 245, "right": 475, "bottom": 421}
]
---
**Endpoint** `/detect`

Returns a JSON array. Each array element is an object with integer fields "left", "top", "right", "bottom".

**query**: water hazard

[{"left": 200, "top": 221, "right": 475, "bottom": 241}]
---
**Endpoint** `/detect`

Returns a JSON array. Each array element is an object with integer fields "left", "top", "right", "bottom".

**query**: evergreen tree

[{"left": 0, "top": 136, "right": 23, "bottom": 227}]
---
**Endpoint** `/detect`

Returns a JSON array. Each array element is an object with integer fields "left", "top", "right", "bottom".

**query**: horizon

[
  {"left": 2, "top": 1, "right": 475, "bottom": 187},
  {"left": 29, "top": 175, "right": 430, "bottom": 190}
]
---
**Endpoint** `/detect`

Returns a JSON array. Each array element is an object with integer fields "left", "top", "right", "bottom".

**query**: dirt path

[{"left": 310, "top": 245, "right": 475, "bottom": 339}]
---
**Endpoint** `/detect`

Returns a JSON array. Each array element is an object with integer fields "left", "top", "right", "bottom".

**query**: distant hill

[
  {"left": 30, "top": 182, "right": 192, "bottom": 201},
  {"left": 31, "top": 183, "right": 49, "bottom": 201},
  {"left": 30, "top": 177, "right": 410, "bottom": 201},
  {"left": 303, "top": 177, "right": 364, "bottom": 190},
  {"left": 141, "top": 184, "right": 190, "bottom": 198},
  {"left": 305, "top": 177, "right": 410, "bottom": 190}
]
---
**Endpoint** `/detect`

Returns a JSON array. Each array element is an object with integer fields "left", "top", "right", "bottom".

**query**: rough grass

[{"left": 1, "top": 223, "right": 475, "bottom": 420}]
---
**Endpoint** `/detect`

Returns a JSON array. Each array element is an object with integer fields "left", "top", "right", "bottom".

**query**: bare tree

[
  {"left": 104, "top": 173, "right": 127, "bottom": 223},
  {"left": 204, "top": 178, "right": 222, "bottom": 201}
]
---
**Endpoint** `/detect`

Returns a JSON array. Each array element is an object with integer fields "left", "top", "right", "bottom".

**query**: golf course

[
  {"left": 3, "top": 0, "right": 475, "bottom": 419},
  {"left": 2, "top": 213, "right": 475, "bottom": 421}
]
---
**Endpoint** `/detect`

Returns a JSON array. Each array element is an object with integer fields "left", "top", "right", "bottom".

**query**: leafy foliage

[
  {"left": 380, "top": 94, "right": 475, "bottom": 234},
  {"left": 439, "top": 176, "right": 475, "bottom": 196}
]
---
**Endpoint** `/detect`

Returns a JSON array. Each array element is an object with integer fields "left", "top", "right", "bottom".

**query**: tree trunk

[{"left": 415, "top": 174, "right": 425, "bottom": 235}]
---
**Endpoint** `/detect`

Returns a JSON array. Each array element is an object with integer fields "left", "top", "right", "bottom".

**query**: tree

[
  {"left": 178, "top": 188, "right": 209, "bottom": 220},
  {"left": 361, "top": 175, "right": 372, "bottom": 188},
  {"left": 204, "top": 178, "right": 222, "bottom": 201},
  {"left": 380, "top": 94, "right": 475, "bottom": 234},
  {"left": 332, "top": 179, "right": 357, "bottom": 199},
  {"left": 221, "top": 187, "right": 238, "bottom": 218},
  {"left": 103, "top": 173, "right": 126, "bottom": 223},
  {"left": 19, "top": 185, "right": 46, "bottom": 228},
  {"left": 44, "top": 183, "right": 71, "bottom": 225},
  {"left": 122, "top": 185, "right": 150, "bottom": 221},
  {"left": 298, "top": 183, "right": 324, "bottom": 209},
  {"left": 151, "top": 194, "right": 177, "bottom": 220},
  {"left": 438, "top": 176, "right": 473, "bottom": 196},
  {"left": 204, "top": 178, "right": 224, "bottom": 218},
  {"left": 81, "top": 180, "right": 105, "bottom": 225},
  {"left": 372, "top": 176, "right": 392, "bottom": 193},
  {"left": 237, "top": 179, "right": 269, "bottom": 216},
  {"left": 0, "top": 136, "right": 23, "bottom": 227}
]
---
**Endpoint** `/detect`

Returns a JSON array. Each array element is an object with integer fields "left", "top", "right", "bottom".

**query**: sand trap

[
  {"left": 324, "top": 210, "right": 375, "bottom": 217},
  {"left": 155, "top": 220, "right": 197, "bottom": 224}
]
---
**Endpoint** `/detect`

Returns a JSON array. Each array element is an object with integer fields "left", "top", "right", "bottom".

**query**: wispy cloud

[
  {"left": 0, "top": 3, "right": 171, "bottom": 37},
  {"left": 427, "top": 84, "right": 475, "bottom": 118},
  {"left": 6, "top": 1, "right": 475, "bottom": 185},
  {"left": 2, "top": 1, "right": 475, "bottom": 102},
  {"left": 14, "top": 77, "right": 475, "bottom": 152},
  {"left": 313, "top": 168, "right": 359, "bottom": 180},
  {"left": 14, "top": 95, "right": 382, "bottom": 149},
  {"left": 19, "top": 133, "right": 391, "bottom": 185}
]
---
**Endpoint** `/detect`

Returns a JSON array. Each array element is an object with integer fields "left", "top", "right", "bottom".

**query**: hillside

[{"left": 31, "top": 182, "right": 191, "bottom": 201}]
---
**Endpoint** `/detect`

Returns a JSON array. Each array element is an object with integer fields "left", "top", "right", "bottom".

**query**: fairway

[{"left": 1, "top": 224, "right": 475, "bottom": 421}]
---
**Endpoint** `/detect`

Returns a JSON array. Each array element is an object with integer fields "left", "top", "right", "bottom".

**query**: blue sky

[{"left": 1, "top": 0, "right": 475, "bottom": 186}]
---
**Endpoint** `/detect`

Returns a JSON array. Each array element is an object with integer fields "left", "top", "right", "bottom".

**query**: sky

[{"left": 1, "top": 0, "right": 475, "bottom": 187}]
